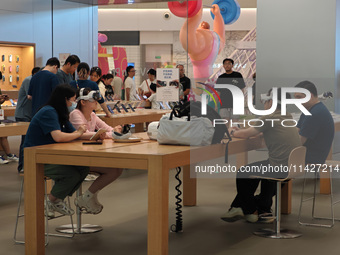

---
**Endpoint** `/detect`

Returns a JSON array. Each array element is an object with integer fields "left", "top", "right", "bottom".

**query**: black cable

[{"left": 170, "top": 167, "right": 183, "bottom": 233}]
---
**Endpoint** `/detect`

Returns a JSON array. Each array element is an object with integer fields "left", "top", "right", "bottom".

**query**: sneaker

[
  {"left": 93, "top": 192, "right": 103, "bottom": 208},
  {"left": 18, "top": 169, "right": 24, "bottom": 174},
  {"left": 221, "top": 207, "right": 244, "bottom": 222},
  {"left": 0, "top": 156, "right": 9, "bottom": 164},
  {"left": 75, "top": 190, "right": 103, "bottom": 214},
  {"left": 44, "top": 199, "right": 55, "bottom": 218},
  {"left": 84, "top": 174, "right": 98, "bottom": 181},
  {"left": 257, "top": 212, "right": 275, "bottom": 224},
  {"left": 244, "top": 213, "right": 259, "bottom": 223},
  {"left": 7, "top": 154, "right": 19, "bottom": 162},
  {"left": 48, "top": 199, "right": 74, "bottom": 216}
]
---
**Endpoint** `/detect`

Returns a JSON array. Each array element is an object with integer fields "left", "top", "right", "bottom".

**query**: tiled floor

[{"left": 1, "top": 136, "right": 340, "bottom": 255}]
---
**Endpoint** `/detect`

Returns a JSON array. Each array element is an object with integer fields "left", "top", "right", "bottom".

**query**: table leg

[
  {"left": 135, "top": 123, "right": 144, "bottom": 132},
  {"left": 320, "top": 167, "right": 331, "bottom": 195},
  {"left": 183, "top": 165, "right": 196, "bottom": 206},
  {"left": 148, "top": 157, "right": 169, "bottom": 255},
  {"left": 24, "top": 148, "right": 45, "bottom": 255},
  {"left": 236, "top": 152, "right": 247, "bottom": 169},
  {"left": 281, "top": 181, "right": 292, "bottom": 214},
  {"left": 320, "top": 148, "right": 332, "bottom": 194}
]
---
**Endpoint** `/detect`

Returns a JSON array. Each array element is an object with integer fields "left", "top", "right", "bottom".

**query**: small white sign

[
  {"left": 156, "top": 86, "right": 179, "bottom": 102},
  {"left": 156, "top": 68, "right": 180, "bottom": 101},
  {"left": 156, "top": 68, "right": 179, "bottom": 84}
]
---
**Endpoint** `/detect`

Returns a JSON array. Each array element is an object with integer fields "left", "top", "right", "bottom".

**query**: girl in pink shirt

[{"left": 69, "top": 87, "right": 123, "bottom": 214}]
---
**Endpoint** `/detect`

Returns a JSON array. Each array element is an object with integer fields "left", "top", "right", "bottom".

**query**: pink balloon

[{"left": 98, "top": 33, "right": 108, "bottom": 43}]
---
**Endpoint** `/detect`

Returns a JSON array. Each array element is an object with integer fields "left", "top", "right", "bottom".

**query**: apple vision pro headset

[{"left": 77, "top": 88, "right": 101, "bottom": 102}]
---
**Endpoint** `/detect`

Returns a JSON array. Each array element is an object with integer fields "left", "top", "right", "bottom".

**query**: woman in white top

[
  {"left": 139, "top": 68, "right": 156, "bottom": 97},
  {"left": 90, "top": 66, "right": 106, "bottom": 98},
  {"left": 124, "top": 65, "right": 137, "bottom": 101},
  {"left": 69, "top": 87, "right": 123, "bottom": 214}
]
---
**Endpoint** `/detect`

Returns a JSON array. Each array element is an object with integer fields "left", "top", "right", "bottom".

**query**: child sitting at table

[{"left": 69, "top": 87, "right": 123, "bottom": 214}]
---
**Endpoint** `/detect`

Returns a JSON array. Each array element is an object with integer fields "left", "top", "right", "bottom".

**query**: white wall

[
  {"left": 0, "top": 0, "right": 97, "bottom": 67},
  {"left": 99, "top": 8, "right": 256, "bottom": 32},
  {"left": 140, "top": 32, "right": 173, "bottom": 44}
]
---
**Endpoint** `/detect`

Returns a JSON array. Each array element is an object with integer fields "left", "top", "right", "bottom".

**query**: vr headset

[{"left": 77, "top": 88, "right": 101, "bottom": 102}]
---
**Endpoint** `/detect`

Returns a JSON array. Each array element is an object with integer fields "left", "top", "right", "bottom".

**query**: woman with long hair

[
  {"left": 69, "top": 87, "right": 123, "bottom": 214},
  {"left": 23, "top": 84, "right": 89, "bottom": 216}
]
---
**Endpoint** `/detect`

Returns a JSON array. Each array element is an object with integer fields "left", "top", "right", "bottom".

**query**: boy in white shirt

[{"left": 146, "top": 83, "right": 160, "bottom": 110}]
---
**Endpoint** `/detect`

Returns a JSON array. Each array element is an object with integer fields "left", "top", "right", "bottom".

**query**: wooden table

[
  {"left": 100, "top": 109, "right": 171, "bottom": 132},
  {"left": 24, "top": 134, "right": 265, "bottom": 255},
  {"left": 0, "top": 122, "right": 29, "bottom": 137},
  {"left": 2, "top": 106, "right": 16, "bottom": 117}
]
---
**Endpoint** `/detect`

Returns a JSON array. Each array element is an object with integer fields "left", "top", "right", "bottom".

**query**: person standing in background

[
  {"left": 56, "top": 55, "right": 80, "bottom": 84},
  {"left": 28, "top": 57, "right": 60, "bottom": 116},
  {"left": 101, "top": 74, "right": 114, "bottom": 97},
  {"left": 0, "top": 90, "right": 18, "bottom": 164},
  {"left": 124, "top": 66, "right": 137, "bottom": 101},
  {"left": 112, "top": 69, "right": 123, "bottom": 99},
  {"left": 216, "top": 58, "right": 245, "bottom": 120},
  {"left": 15, "top": 66, "right": 40, "bottom": 173},
  {"left": 90, "top": 66, "right": 106, "bottom": 99},
  {"left": 139, "top": 69, "right": 157, "bottom": 98},
  {"left": 176, "top": 64, "right": 191, "bottom": 102}
]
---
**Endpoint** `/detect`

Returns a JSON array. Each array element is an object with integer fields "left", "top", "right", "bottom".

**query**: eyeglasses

[{"left": 130, "top": 70, "right": 136, "bottom": 72}]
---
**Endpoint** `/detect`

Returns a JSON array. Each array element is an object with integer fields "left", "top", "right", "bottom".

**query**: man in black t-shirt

[
  {"left": 216, "top": 58, "right": 245, "bottom": 119},
  {"left": 177, "top": 64, "right": 191, "bottom": 102}
]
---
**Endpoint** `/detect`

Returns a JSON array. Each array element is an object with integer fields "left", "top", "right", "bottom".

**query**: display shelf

[{"left": 0, "top": 41, "right": 35, "bottom": 92}]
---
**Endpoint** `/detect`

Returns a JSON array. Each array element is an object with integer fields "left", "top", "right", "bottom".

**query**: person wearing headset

[
  {"left": 69, "top": 87, "right": 123, "bottom": 214},
  {"left": 69, "top": 62, "right": 112, "bottom": 118}
]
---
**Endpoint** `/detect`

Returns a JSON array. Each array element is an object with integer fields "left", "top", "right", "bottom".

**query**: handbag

[
  {"left": 144, "top": 80, "right": 152, "bottom": 98},
  {"left": 157, "top": 110, "right": 215, "bottom": 146}
]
